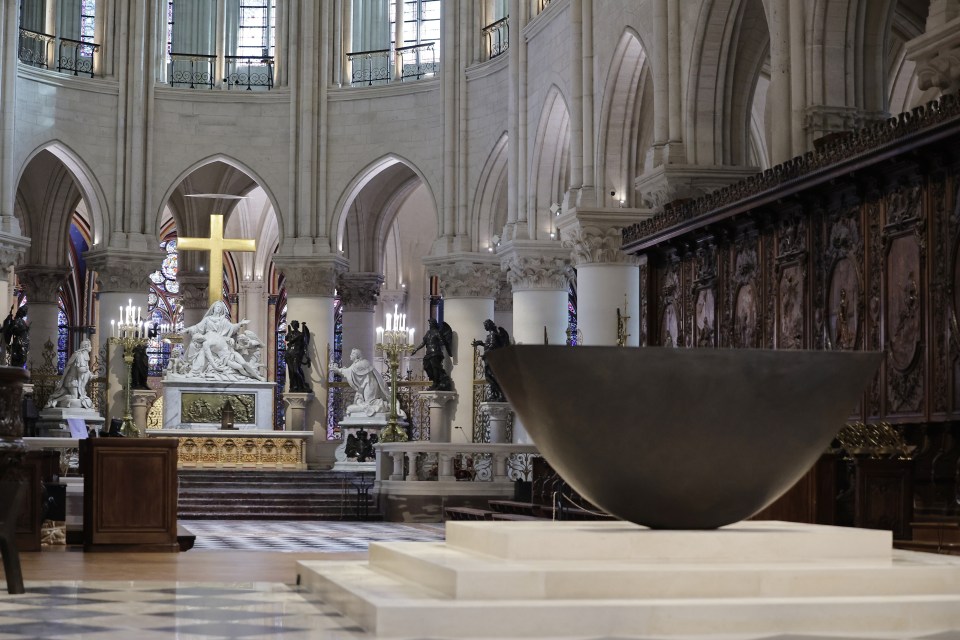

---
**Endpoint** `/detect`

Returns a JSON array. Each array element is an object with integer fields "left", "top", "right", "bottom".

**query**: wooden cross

[{"left": 177, "top": 214, "right": 256, "bottom": 308}]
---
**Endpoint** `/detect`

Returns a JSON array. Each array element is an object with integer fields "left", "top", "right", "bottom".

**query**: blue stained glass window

[
  {"left": 80, "top": 0, "right": 96, "bottom": 41},
  {"left": 57, "top": 303, "right": 68, "bottom": 374},
  {"left": 275, "top": 306, "right": 286, "bottom": 431}
]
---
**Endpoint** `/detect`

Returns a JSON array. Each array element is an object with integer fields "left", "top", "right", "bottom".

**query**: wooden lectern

[{"left": 80, "top": 438, "right": 179, "bottom": 551}]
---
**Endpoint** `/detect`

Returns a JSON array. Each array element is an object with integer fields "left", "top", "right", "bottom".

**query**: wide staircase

[{"left": 177, "top": 469, "right": 381, "bottom": 520}]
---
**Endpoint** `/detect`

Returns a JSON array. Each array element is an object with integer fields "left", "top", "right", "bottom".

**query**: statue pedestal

[
  {"left": 479, "top": 402, "right": 512, "bottom": 444},
  {"left": 162, "top": 378, "right": 275, "bottom": 430},
  {"left": 333, "top": 414, "right": 394, "bottom": 472},
  {"left": 418, "top": 390, "right": 457, "bottom": 442},
  {"left": 283, "top": 392, "right": 313, "bottom": 431},
  {"left": 131, "top": 389, "right": 157, "bottom": 435},
  {"left": 36, "top": 407, "right": 104, "bottom": 438}
]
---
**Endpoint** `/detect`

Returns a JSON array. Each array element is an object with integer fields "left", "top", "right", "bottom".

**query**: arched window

[{"left": 147, "top": 236, "right": 183, "bottom": 376}]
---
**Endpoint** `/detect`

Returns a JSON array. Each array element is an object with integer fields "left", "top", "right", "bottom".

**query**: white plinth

[
  {"left": 333, "top": 415, "right": 389, "bottom": 471},
  {"left": 162, "top": 378, "right": 275, "bottom": 430},
  {"left": 36, "top": 407, "right": 104, "bottom": 436},
  {"left": 297, "top": 521, "right": 960, "bottom": 639}
]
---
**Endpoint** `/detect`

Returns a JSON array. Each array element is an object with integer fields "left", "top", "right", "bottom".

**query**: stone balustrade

[{"left": 376, "top": 442, "right": 538, "bottom": 483}]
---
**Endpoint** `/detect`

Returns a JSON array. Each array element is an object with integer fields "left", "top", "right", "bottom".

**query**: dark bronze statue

[
  {"left": 131, "top": 343, "right": 150, "bottom": 389},
  {"left": 471, "top": 318, "right": 510, "bottom": 402},
  {"left": 412, "top": 318, "right": 454, "bottom": 391},
  {"left": 1, "top": 305, "right": 28, "bottom": 368},
  {"left": 285, "top": 320, "right": 311, "bottom": 392},
  {"left": 345, "top": 428, "right": 378, "bottom": 462}
]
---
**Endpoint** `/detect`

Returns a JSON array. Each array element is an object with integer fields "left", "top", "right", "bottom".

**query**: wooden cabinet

[{"left": 80, "top": 438, "right": 179, "bottom": 551}]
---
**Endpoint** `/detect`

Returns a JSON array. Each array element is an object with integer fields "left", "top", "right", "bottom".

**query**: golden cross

[{"left": 177, "top": 214, "right": 256, "bottom": 308}]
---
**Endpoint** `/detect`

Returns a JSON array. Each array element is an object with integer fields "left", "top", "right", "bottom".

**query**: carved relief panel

[
  {"left": 776, "top": 212, "right": 808, "bottom": 350},
  {"left": 825, "top": 208, "right": 864, "bottom": 351},
  {"left": 884, "top": 182, "right": 925, "bottom": 416},
  {"left": 730, "top": 237, "right": 761, "bottom": 349},
  {"left": 659, "top": 263, "right": 681, "bottom": 347},
  {"left": 693, "top": 242, "right": 717, "bottom": 348}
]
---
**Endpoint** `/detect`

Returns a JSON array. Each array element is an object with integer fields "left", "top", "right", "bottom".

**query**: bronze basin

[{"left": 486, "top": 346, "right": 881, "bottom": 529}]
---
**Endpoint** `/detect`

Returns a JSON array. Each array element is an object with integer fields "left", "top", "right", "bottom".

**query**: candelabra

[
  {"left": 110, "top": 335, "right": 147, "bottom": 437},
  {"left": 375, "top": 314, "right": 415, "bottom": 443}
]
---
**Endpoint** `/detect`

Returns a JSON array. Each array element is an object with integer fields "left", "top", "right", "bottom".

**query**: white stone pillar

[
  {"left": 558, "top": 211, "right": 641, "bottom": 347},
  {"left": 421, "top": 390, "right": 456, "bottom": 442},
  {"left": 425, "top": 258, "right": 500, "bottom": 434},
  {"left": 15, "top": 265, "right": 69, "bottom": 373},
  {"left": 275, "top": 257, "right": 346, "bottom": 463},
  {"left": 338, "top": 272, "right": 383, "bottom": 367},
  {"left": 85, "top": 249, "right": 163, "bottom": 423},
  {"left": 501, "top": 246, "right": 574, "bottom": 346}
]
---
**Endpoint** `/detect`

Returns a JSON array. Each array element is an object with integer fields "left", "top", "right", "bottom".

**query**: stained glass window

[
  {"left": 80, "top": 0, "right": 96, "bottom": 41},
  {"left": 238, "top": 1, "right": 275, "bottom": 58},
  {"left": 57, "top": 303, "right": 68, "bottom": 374},
  {"left": 275, "top": 304, "right": 286, "bottom": 430},
  {"left": 146, "top": 238, "right": 182, "bottom": 376},
  {"left": 567, "top": 284, "right": 578, "bottom": 345}
]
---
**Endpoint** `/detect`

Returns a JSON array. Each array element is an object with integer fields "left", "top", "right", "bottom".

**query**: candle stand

[
  {"left": 110, "top": 335, "right": 148, "bottom": 437},
  {"left": 376, "top": 336, "right": 413, "bottom": 443}
]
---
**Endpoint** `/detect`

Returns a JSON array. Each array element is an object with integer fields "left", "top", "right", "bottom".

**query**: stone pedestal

[
  {"left": 36, "top": 407, "right": 104, "bottom": 438},
  {"left": 333, "top": 414, "right": 393, "bottom": 471},
  {"left": 419, "top": 390, "right": 457, "bottom": 442},
  {"left": 479, "top": 402, "right": 512, "bottom": 443},
  {"left": 283, "top": 392, "right": 313, "bottom": 431},
  {"left": 162, "top": 378, "right": 275, "bottom": 430},
  {"left": 131, "top": 389, "right": 157, "bottom": 435}
]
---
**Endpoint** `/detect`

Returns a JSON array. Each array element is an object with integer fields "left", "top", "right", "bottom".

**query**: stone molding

[
  {"left": 338, "top": 272, "right": 384, "bottom": 311},
  {"left": 502, "top": 254, "right": 574, "bottom": 291},
  {"left": 274, "top": 256, "right": 348, "bottom": 297},
  {"left": 905, "top": 16, "right": 960, "bottom": 94},
  {"left": 15, "top": 264, "right": 70, "bottom": 303},
  {"left": 84, "top": 248, "right": 165, "bottom": 293},
  {"left": 634, "top": 164, "right": 759, "bottom": 211},
  {"left": 425, "top": 258, "right": 501, "bottom": 298},
  {"left": 494, "top": 277, "right": 512, "bottom": 313},
  {"left": 0, "top": 232, "right": 30, "bottom": 273}
]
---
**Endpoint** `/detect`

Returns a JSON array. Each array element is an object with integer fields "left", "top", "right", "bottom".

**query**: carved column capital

[
  {"left": 633, "top": 164, "right": 758, "bottom": 212},
  {"left": 494, "top": 277, "right": 512, "bottom": 313},
  {"left": 338, "top": 272, "right": 384, "bottom": 311},
  {"left": 177, "top": 272, "right": 210, "bottom": 311},
  {"left": 425, "top": 256, "right": 501, "bottom": 298},
  {"left": 15, "top": 264, "right": 70, "bottom": 303},
  {"left": 274, "top": 256, "right": 348, "bottom": 297},
  {"left": 0, "top": 232, "right": 29, "bottom": 273},
  {"left": 560, "top": 225, "right": 639, "bottom": 267},
  {"left": 502, "top": 254, "right": 574, "bottom": 292},
  {"left": 85, "top": 248, "right": 165, "bottom": 293}
]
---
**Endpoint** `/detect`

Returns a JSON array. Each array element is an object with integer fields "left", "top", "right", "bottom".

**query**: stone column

[
  {"left": 178, "top": 271, "right": 211, "bottom": 328},
  {"left": 283, "top": 392, "right": 312, "bottom": 431},
  {"left": 338, "top": 272, "right": 383, "bottom": 366},
  {"left": 274, "top": 256, "right": 346, "bottom": 462},
  {"left": 85, "top": 249, "right": 163, "bottom": 423},
  {"left": 131, "top": 389, "right": 157, "bottom": 433},
  {"left": 425, "top": 257, "right": 499, "bottom": 434},
  {"left": 501, "top": 244, "right": 574, "bottom": 346},
  {"left": 15, "top": 265, "right": 69, "bottom": 372},
  {"left": 238, "top": 277, "right": 268, "bottom": 343},
  {"left": 558, "top": 210, "right": 644, "bottom": 346},
  {"left": 493, "top": 276, "right": 513, "bottom": 338}
]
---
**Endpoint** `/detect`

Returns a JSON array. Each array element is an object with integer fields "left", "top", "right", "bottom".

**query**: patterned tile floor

[{"left": 181, "top": 520, "right": 446, "bottom": 552}]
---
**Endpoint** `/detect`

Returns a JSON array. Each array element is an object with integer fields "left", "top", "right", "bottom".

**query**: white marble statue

[
  {"left": 46, "top": 339, "right": 94, "bottom": 409},
  {"left": 168, "top": 300, "right": 265, "bottom": 382},
  {"left": 330, "top": 348, "right": 391, "bottom": 417}
]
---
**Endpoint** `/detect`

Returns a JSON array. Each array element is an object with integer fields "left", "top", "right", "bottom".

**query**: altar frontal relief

[{"left": 181, "top": 393, "right": 255, "bottom": 424}]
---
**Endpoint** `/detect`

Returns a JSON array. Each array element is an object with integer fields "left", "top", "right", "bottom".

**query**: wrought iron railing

[
  {"left": 347, "top": 48, "right": 391, "bottom": 86},
  {"left": 482, "top": 17, "right": 509, "bottom": 60},
  {"left": 168, "top": 52, "right": 217, "bottom": 89},
  {"left": 224, "top": 55, "right": 274, "bottom": 90},
  {"left": 18, "top": 28, "right": 54, "bottom": 70},
  {"left": 397, "top": 42, "right": 437, "bottom": 81},
  {"left": 57, "top": 37, "right": 99, "bottom": 77}
]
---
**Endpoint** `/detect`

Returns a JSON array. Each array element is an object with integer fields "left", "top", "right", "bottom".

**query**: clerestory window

[
  {"left": 165, "top": 0, "right": 276, "bottom": 91},
  {"left": 346, "top": 0, "right": 440, "bottom": 86},
  {"left": 17, "top": 0, "right": 101, "bottom": 78}
]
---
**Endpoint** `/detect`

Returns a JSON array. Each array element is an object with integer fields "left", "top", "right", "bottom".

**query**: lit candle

[
  {"left": 408, "top": 328, "right": 414, "bottom": 345},
  {"left": 401, "top": 314, "right": 406, "bottom": 331},
  {"left": 111, "top": 319, "right": 115, "bottom": 338},
  {"left": 393, "top": 304, "right": 399, "bottom": 330},
  {"left": 385, "top": 313, "right": 391, "bottom": 334},
  {"left": 376, "top": 326, "right": 384, "bottom": 343}
]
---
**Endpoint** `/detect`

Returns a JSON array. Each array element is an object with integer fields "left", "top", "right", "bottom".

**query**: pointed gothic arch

[
  {"left": 529, "top": 85, "right": 571, "bottom": 240},
  {"left": 470, "top": 132, "right": 509, "bottom": 249},
  {"left": 685, "top": 0, "right": 769, "bottom": 166},
  {"left": 596, "top": 28, "right": 654, "bottom": 208}
]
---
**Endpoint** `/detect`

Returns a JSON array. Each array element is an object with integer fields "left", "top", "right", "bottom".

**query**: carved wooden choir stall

[{"left": 623, "top": 94, "right": 960, "bottom": 541}]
